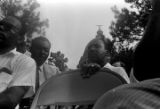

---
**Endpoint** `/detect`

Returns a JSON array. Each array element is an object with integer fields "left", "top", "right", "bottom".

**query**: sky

[{"left": 36, "top": 0, "right": 129, "bottom": 69}]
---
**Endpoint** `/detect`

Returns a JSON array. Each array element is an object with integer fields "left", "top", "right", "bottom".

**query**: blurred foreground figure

[
  {"left": 93, "top": 0, "right": 160, "bottom": 109},
  {"left": 0, "top": 16, "right": 36, "bottom": 109},
  {"left": 93, "top": 79, "right": 160, "bottom": 109}
]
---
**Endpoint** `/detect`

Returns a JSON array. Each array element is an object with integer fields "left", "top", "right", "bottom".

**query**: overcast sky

[{"left": 36, "top": 0, "right": 129, "bottom": 69}]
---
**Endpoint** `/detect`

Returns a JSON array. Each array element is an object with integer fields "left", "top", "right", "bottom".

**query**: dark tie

[{"left": 35, "top": 66, "right": 40, "bottom": 92}]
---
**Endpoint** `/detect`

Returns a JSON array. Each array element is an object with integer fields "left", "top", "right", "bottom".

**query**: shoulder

[
  {"left": 104, "top": 63, "right": 125, "bottom": 73},
  {"left": 104, "top": 63, "right": 130, "bottom": 83},
  {"left": 43, "top": 62, "right": 58, "bottom": 69},
  {"left": 43, "top": 63, "right": 61, "bottom": 74},
  {"left": 94, "top": 80, "right": 160, "bottom": 109},
  {"left": 18, "top": 54, "right": 35, "bottom": 64},
  {"left": 12, "top": 51, "right": 36, "bottom": 68}
]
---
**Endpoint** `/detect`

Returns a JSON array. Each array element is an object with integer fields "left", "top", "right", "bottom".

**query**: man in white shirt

[{"left": 0, "top": 16, "right": 36, "bottom": 109}]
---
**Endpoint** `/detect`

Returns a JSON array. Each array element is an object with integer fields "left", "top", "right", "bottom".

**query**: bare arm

[{"left": 0, "top": 86, "right": 30, "bottom": 109}]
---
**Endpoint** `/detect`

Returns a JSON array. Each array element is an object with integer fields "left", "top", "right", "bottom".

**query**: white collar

[
  {"left": 104, "top": 63, "right": 113, "bottom": 68},
  {"left": 0, "top": 48, "right": 19, "bottom": 56}
]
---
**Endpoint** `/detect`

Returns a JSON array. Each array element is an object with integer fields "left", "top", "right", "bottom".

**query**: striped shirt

[
  {"left": 93, "top": 78, "right": 160, "bottom": 109},
  {"left": 0, "top": 49, "right": 36, "bottom": 98}
]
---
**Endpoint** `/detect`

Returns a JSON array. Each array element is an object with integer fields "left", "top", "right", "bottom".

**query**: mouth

[
  {"left": 88, "top": 52, "right": 98, "bottom": 58},
  {"left": 39, "top": 55, "right": 47, "bottom": 60}
]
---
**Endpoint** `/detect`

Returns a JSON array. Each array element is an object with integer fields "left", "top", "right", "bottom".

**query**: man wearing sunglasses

[{"left": 0, "top": 16, "right": 36, "bottom": 109}]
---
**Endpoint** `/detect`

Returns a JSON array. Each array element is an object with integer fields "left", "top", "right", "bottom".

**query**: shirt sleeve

[{"left": 8, "top": 54, "right": 36, "bottom": 97}]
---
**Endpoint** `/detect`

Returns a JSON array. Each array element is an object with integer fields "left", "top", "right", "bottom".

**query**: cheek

[
  {"left": 98, "top": 49, "right": 106, "bottom": 55},
  {"left": 105, "top": 55, "right": 111, "bottom": 62},
  {"left": 46, "top": 53, "right": 49, "bottom": 57},
  {"left": 33, "top": 51, "right": 40, "bottom": 56}
]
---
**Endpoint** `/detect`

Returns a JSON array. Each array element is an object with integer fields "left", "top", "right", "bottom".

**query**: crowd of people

[{"left": 1, "top": 0, "right": 160, "bottom": 109}]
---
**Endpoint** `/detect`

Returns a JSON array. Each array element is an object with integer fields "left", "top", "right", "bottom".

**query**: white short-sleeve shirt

[{"left": 0, "top": 49, "right": 36, "bottom": 97}]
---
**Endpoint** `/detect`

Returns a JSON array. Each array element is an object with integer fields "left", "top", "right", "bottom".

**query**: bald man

[{"left": 0, "top": 16, "right": 36, "bottom": 109}]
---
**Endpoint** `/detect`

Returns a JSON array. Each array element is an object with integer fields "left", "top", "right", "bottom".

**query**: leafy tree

[
  {"left": 48, "top": 51, "right": 68, "bottom": 72},
  {"left": 109, "top": 0, "right": 152, "bottom": 74},
  {"left": 0, "top": 0, "right": 49, "bottom": 52},
  {"left": 110, "top": 0, "right": 152, "bottom": 50}
]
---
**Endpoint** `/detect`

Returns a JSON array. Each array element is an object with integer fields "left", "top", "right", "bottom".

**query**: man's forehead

[
  {"left": 33, "top": 39, "right": 51, "bottom": 48},
  {"left": 1, "top": 16, "right": 21, "bottom": 30}
]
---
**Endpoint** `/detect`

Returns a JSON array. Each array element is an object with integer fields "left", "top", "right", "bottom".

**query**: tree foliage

[
  {"left": 0, "top": 0, "right": 49, "bottom": 52},
  {"left": 48, "top": 51, "right": 68, "bottom": 72},
  {"left": 109, "top": 0, "right": 152, "bottom": 74},
  {"left": 110, "top": 0, "right": 152, "bottom": 50}
]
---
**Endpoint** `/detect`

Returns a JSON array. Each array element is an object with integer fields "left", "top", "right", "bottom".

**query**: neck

[
  {"left": 99, "top": 61, "right": 107, "bottom": 68},
  {"left": 36, "top": 61, "right": 43, "bottom": 67}
]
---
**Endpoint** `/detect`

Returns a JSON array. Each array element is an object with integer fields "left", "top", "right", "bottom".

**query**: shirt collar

[
  {"left": 10, "top": 48, "right": 17, "bottom": 53},
  {"left": 104, "top": 63, "right": 113, "bottom": 68},
  {"left": 38, "top": 62, "right": 47, "bottom": 71},
  {"left": 0, "top": 48, "right": 18, "bottom": 56}
]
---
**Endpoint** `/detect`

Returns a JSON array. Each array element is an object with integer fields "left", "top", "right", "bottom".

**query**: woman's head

[{"left": 78, "top": 37, "right": 113, "bottom": 68}]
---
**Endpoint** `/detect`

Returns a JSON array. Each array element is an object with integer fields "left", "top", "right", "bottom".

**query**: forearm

[
  {"left": 0, "top": 86, "right": 30, "bottom": 109},
  {"left": 0, "top": 93, "right": 15, "bottom": 109}
]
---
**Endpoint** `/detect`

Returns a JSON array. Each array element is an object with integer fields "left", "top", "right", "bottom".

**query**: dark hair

[
  {"left": 1, "top": 16, "right": 22, "bottom": 31},
  {"left": 31, "top": 36, "right": 51, "bottom": 47},
  {"left": 99, "top": 37, "right": 114, "bottom": 54}
]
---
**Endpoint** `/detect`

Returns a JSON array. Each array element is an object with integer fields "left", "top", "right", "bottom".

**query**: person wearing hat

[{"left": 0, "top": 16, "right": 36, "bottom": 109}]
